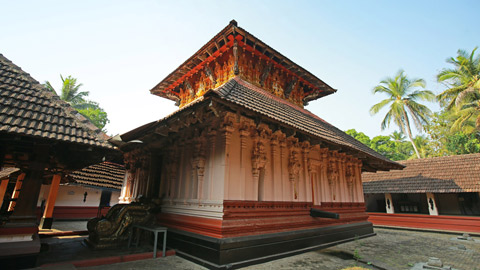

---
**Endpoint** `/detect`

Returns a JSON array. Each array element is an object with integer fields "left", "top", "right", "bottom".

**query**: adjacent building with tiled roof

[
  {"left": 363, "top": 153, "right": 480, "bottom": 194},
  {"left": 362, "top": 154, "right": 480, "bottom": 234},
  {"left": 0, "top": 53, "right": 113, "bottom": 151},
  {"left": 68, "top": 162, "right": 125, "bottom": 190},
  {"left": 0, "top": 53, "right": 119, "bottom": 266}
]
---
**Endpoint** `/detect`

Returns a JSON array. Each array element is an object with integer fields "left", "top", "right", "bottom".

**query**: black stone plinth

[{"left": 167, "top": 221, "right": 375, "bottom": 269}]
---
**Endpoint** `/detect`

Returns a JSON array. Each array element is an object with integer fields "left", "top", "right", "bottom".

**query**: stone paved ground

[
  {"left": 38, "top": 223, "right": 480, "bottom": 270},
  {"left": 329, "top": 228, "right": 480, "bottom": 270}
]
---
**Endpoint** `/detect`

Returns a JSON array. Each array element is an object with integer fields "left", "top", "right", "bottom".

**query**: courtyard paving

[{"left": 36, "top": 221, "right": 480, "bottom": 270}]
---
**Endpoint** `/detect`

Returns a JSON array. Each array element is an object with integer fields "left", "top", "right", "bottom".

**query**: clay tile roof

[
  {"left": 68, "top": 162, "right": 125, "bottom": 190},
  {"left": 362, "top": 153, "right": 480, "bottom": 193},
  {"left": 209, "top": 77, "right": 402, "bottom": 171},
  {"left": 0, "top": 53, "right": 114, "bottom": 149},
  {"left": 0, "top": 167, "right": 20, "bottom": 180}
]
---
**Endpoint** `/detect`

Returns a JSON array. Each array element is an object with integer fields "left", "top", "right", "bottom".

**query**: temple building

[{"left": 113, "top": 21, "right": 402, "bottom": 268}]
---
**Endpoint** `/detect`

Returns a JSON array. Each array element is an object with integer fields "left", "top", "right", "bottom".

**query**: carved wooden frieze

[{"left": 165, "top": 45, "right": 317, "bottom": 108}]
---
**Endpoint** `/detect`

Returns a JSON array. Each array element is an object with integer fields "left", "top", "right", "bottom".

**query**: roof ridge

[{"left": 397, "top": 153, "right": 480, "bottom": 164}]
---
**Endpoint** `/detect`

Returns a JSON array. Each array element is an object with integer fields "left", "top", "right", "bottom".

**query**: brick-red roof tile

[
  {"left": 362, "top": 153, "right": 480, "bottom": 193},
  {"left": 68, "top": 162, "right": 125, "bottom": 190},
  {"left": 211, "top": 77, "right": 402, "bottom": 171},
  {"left": 0, "top": 53, "right": 113, "bottom": 149}
]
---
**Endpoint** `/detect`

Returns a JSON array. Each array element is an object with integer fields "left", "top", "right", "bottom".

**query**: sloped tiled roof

[
  {"left": 69, "top": 162, "right": 125, "bottom": 190},
  {"left": 0, "top": 167, "right": 20, "bottom": 180},
  {"left": 0, "top": 53, "right": 113, "bottom": 149},
  {"left": 362, "top": 153, "right": 480, "bottom": 193},
  {"left": 210, "top": 77, "right": 402, "bottom": 171}
]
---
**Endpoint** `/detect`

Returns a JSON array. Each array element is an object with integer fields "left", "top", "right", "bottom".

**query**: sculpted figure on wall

[
  {"left": 346, "top": 162, "right": 356, "bottom": 201},
  {"left": 328, "top": 158, "right": 338, "bottom": 201},
  {"left": 251, "top": 141, "right": 268, "bottom": 180},
  {"left": 288, "top": 148, "right": 301, "bottom": 199}
]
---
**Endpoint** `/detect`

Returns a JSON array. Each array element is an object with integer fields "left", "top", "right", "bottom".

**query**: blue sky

[{"left": 1, "top": 0, "right": 478, "bottom": 138}]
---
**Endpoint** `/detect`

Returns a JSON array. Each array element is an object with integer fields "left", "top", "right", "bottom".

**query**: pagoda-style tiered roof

[
  {"left": 151, "top": 20, "right": 336, "bottom": 108},
  {"left": 119, "top": 21, "right": 403, "bottom": 172}
]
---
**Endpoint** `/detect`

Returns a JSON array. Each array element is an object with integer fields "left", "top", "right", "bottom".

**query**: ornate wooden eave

[{"left": 150, "top": 20, "right": 336, "bottom": 108}]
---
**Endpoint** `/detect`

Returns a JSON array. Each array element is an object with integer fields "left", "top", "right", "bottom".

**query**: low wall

[
  {"left": 37, "top": 206, "right": 110, "bottom": 219},
  {"left": 368, "top": 212, "right": 480, "bottom": 233}
]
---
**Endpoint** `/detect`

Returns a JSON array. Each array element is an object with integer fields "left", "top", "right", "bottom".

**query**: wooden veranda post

[
  {"left": 7, "top": 173, "right": 25, "bottom": 211},
  {"left": 40, "top": 173, "right": 62, "bottom": 229},
  {"left": 0, "top": 178, "right": 9, "bottom": 209}
]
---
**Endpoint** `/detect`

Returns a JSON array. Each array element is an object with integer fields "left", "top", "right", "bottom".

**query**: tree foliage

[
  {"left": 370, "top": 70, "right": 435, "bottom": 158},
  {"left": 437, "top": 47, "right": 480, "bottom": 132},
  {"left": 346, "top": 129, "right": 413, "bottom": 161},
  {"left": 45, "top": 75, "right": 109, "bottom": 131}
]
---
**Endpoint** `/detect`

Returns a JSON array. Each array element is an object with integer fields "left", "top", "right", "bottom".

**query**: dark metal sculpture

[{"left": 85, "top": 198, "right": 158, "bottom": 249}]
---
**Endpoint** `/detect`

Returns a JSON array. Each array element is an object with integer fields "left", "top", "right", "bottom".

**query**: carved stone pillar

[
  {"left": 270, "top": 131, "right": 281, "bottom": 200},
  {"left": 119, "top": 153, "right": 137, "bottom": 204},
  {"left": 251, "top": 140, "right": 267, "bottom": 201},
  {"left": 302, "top": 141, "right": 310, "bottom": 202},
  {"left": 355, "top": 161, "right": 364, "bottom": 203},
  {"left": 239, "top": 126, "right": 250, "bottom": 168},
  {"left": 320, "top": 150, "right": 328, "bottom": 204},
  {"left": 164, "top": 147, "right": 178, "bottom": 201},
  {"left": 192, "top": 136, "right": 206, "bottom": 201},
  {"left": 176, "top": 139, "right": 187, "bottom": 201},
  {"left": 308, "top": 159, "right": 317, "bottom": 205},
  {"left": 327, "top": 156, "right": 338, "bottom": 202},
  {"left": 288, "top": 147, "right": 301, "bottom": 200},
  {"left": 222, "top": 113, "right": 235, "bottom": 199},
  {"left": 339, "top": 157, "right": 346, "bottom": 202},
  {"left": 208, "top": 129, "right": 217, "bottom": 200},
  {"left": 280, "top": 139, "right": 287, "bottom": 200},
  {"left": 346, "top": 162, "right": 355, "bottom": 202}
]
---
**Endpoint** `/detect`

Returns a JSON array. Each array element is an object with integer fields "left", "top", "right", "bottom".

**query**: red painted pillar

[
  {"left": 0, "top": 178, "right": 9, "bottom": 209},
  {"left": 7, "top": 173, "right": 25, "bottom": 211},
  {"left": 40, "top": 174, "right": 62, "bottom": 229}
]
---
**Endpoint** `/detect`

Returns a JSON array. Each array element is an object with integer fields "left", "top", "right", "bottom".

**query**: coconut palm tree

[
  {"left": 45, "top": 75, "right": 108, "bottom": 130},
  {"left": 45, "top": 75, "right": 94, "bottom": 109},
  {"left": 389, "top": 130, "right": 406, "bottom": 143},
  {"left": 370, "top": 70, "right": 435, "bottom": 158},
  {"left": 437, "top": 47, "right": 480, "bottom": 131}
]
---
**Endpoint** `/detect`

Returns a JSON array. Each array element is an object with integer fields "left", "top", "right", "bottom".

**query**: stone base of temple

[
  {"left": 0, "top": 233, "right": 41, "bottom": 269},
  {"left": 167, "top": 221, "right": 374, "bottom": 269}
]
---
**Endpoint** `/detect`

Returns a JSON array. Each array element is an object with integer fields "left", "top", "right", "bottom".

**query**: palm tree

[
  {"left": 45, "top": 75, "right": 94, "bottom": 109},
  {"left": 437, "top": 47, "right": 480, "bottom": 131},
  {"left": 370, "top": 70, "right": 435, "bottom": 158},
  {"left": 389, "top": 131, "right": 406, "bottom": 143},
  {"left": 44, "top": 75, "right": 108, "bottom": 130}
]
